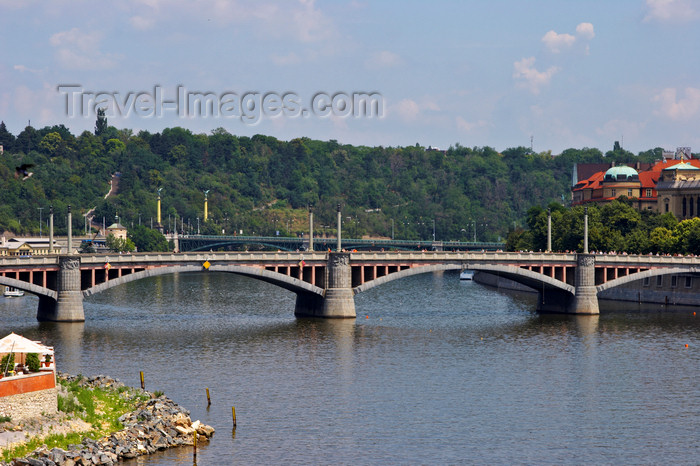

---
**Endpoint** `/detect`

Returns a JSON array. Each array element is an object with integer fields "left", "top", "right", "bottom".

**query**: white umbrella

[{"left": 0, "top": 332, "right": 52, "bottom": 354}]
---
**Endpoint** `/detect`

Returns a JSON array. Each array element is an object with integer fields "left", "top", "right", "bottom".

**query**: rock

[
  {"left": 7, "top": 374, "right": 215, "bottom": 466},
  {"left": 197, "top": 424, "right": 216, "bottom": 438}
]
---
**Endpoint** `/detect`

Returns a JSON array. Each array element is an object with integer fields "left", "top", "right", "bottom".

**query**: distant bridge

[
  {"left": 167, "top": 234, "right": 504, "bottom": 252},
  {"left": 1, "top": 251, "right": 699, "bottom": 322}
]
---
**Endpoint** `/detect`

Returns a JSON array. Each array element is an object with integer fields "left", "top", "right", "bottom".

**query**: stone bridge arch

[
  {"left": 466, "top": 264, "right": 575, "bottom": 295},
  {"left": 353, "top": 264, "right": 464, "bottom": 294},
  {"left": 596, "top": 267, "right": 700, "bottom": 293},
  {"left": 83, "top": 264, "right": 324, "bottom": 298},
  {"left": 0, "top": 276, "right": 56, "bottom": 300}
]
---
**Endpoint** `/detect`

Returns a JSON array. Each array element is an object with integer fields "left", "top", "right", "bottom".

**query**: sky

[{"left": 1, "top": 0, "right": 700, "bottom": 155}]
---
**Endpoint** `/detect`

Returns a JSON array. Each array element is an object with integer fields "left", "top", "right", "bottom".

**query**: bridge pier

[
  {"left": 37, "top": 256, "right": 85, "bottom": 322},
  {"left": 569, "top": 254, "right": 599, "bottom": 315},
  {"left": 294, "top": 252, "right": 356, "bottom": 318}
]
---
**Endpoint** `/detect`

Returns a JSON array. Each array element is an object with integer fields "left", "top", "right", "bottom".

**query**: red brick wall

[{"left": 0, "top": 372, "right": 55, "bottom": 397}]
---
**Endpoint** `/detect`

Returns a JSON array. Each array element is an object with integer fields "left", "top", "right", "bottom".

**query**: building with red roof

[{"left": 572, "top": 158, "right": 700, "bottom": 219}]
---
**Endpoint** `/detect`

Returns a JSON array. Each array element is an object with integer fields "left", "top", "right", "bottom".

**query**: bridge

[
  {"left": 1, "top": 251, "right": 699, "bottom": 322},
  {"left": 167, "top": 234, "right": 504, "bottom": 252}
]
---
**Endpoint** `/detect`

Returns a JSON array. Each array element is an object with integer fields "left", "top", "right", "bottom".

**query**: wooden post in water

[
  {"left": 232, "top": 406, "right": 237, "bottom": 428},
  {"left": 140, "top": 371, "right": 145, "bottom": 390},
  {"left": 193, "top": 430, "right": 197, "bottom": 463},
  {"left": 206, "top": 388, "right": 211, "bottom": 406}
]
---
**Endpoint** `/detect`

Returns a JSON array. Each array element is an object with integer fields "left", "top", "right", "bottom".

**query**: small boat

[
  {"left": 3, "top": 287, "right": 24, "bottom": 297},
  {"left": 459, "top": 270, "right": 474, "bottom": 280}
]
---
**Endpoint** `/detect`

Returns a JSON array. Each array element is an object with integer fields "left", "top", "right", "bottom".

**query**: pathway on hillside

[{"left": 85, "top": 173, "right": 120, "bottom": 234}]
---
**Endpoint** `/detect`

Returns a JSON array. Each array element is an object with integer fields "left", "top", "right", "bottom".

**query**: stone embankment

[{"left": 5, "top": 375, "right": 214, "bottom": 466}]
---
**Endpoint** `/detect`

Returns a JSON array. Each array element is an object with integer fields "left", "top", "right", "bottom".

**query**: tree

[
  {"left": 38, "top": 132, "right": 64, "bottom": 156},
  {"left": 105, "top": 234, "right": 136, "bottom": 253},
  {"left": 128, "top": 225, "right": 169, "bottom": 252},
  {"left": 95, "top": 107, "right": 108, "bottom": 136},
  {"left": 0, "top": 121, "right": 15, "bottom": 152}
]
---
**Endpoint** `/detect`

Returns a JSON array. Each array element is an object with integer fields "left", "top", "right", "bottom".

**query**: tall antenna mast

[{"left": 530, "top": 135, "right": 533, "bottom": 153}]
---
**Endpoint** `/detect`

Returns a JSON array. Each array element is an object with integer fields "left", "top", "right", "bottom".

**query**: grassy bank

[{"left": 1, "top": 374, "right": 151, "bottom": 463}]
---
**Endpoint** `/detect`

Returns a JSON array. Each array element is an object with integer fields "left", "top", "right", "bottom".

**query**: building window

[
  {"left": 646, "top": 188, "right": 652, "bottom": 197},
  {"left": 683, "top": 197, "right": 687, "bottom": 217},
  {"left": 656, "top": 275, "right": 663, "bottom": 287},
  {"left": 628, "top": 188, "right": 633, "bottom": 197},
  {"left": 691, "top": 198, "right": 695, "bottom": 217},
  {"left": 671, "top": 275, "right": 678, "bottom": 288},
  {"left": 643, "top": 277, "right": 650, "bottom": 287},
  {"left": 685, "top": 276, "right": 693, "bottom": 288},
  {"left": 611, "top": 188, "right": 616, "bottom": 197},
  {"left": 665, "top": 202, "right": 669, "bottom": 212}
]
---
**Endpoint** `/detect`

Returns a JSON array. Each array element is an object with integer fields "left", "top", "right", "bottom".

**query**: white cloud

[
  {"left": 542, "top": 30, "right": 576, "bottom": 53},
  {"left": 13, "top": 65, "right": 43, "bottom": 74},
  {"left": 365, "top": 50, "right": 403, "bottom": 69},
  {"left": 644, "top": 0, "right": 699, "bottom": 22},
  {"left": 576, "top": 22, "right": 595, "bottom": 40},
  {"left": 456, "top": 116, "right": 487, "bottom": 133},
  {"left": 652, "top": 87, "right": 700, "bottom": 119},
  {"left": 513, "top": 57, "right": 559, "bottom": 94},
  {"left": 395, "top": 99, "right": 420, "bottom": 121},
  {"left": 127, "top": 0, "right": 336, "bottom": 43},
  {"left": 542, "top": 23, "right": 595, "bottom": 53},
  {"left": 129, "top": 15, "right": 155, "bottom": 30},
  {"left": 49, "top": 28, "right": 116, "bottom": 70},
  {"left": 12, "top": 84, "right": 58, "bottom": 126}
]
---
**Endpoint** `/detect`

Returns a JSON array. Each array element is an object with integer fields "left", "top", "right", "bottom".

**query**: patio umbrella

[{"left": 0, "top": 332, "right": 52, "bottom": 356}]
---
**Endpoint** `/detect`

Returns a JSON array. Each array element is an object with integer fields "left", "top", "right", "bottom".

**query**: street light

[
  {"left": 197, "top": 217, "right": 200, "bottom": 235},
  {"left": 432, "top": 219, "right": 436, "bottom": 241}
]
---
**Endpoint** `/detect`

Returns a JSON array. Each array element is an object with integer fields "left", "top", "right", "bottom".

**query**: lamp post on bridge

[
  {"left": 203, "top": 190, "right": 209, "bottom": 223},
  {"left": 547, "top": 208, "right": 552, "bottom": 253},
  {"left": 337, "top": 204, "right": 342, "bottom": 251},
  {"left": 308, "top": 206, "right": 314, "bottom": 252},
  {"left": 67, "top": 205, "right": 72, "bottom": 255},
  {"left": 583, "top": 207, "right": 589, "bottom": 254},
  {"left": 49, "top": 206, "right": 54, "bottom": 254},
  {"left": 156, "top": 188, "right": 163, "bottom": 232}
]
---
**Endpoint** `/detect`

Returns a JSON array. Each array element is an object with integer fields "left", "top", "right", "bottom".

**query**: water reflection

[{"left": 0, "top": 272, "right": 697, "bottom": 465}]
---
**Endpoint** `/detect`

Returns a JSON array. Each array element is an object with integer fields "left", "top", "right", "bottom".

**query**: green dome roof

[
  {"left": 663, "top": 161, "right": 699, "bottom": 171},
  {"left": 604, "top": 165, "right": 638, "bottom": 181}
]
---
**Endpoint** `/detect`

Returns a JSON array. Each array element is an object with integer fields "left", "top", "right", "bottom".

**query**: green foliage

[
  {"left": 1, "top": 431, "right": 85, "bottom": 463},
  {"left": 57, "top": 392, "right": 84, "bottom": 414},
  {"left": 0, "top": 415, "right": 11, "bottom": 423},
  {"left": 105, "top": 234, "right": 135, "bottom": 253},
  {"left": 1, "top": 353, "right": 15, "bottom": 374},
  {"left": 95, "top": 108, "right": 108, "bottom": 137},
  {"left": 25, "top": 353, "right": 40, "bottom": 372},
  {"left": 128, "top": 225, "right": 169, "bottom": 252},
  {"left": 4, "top": 377, "right": 151, "bottom": 462},
  {"left": 514, "top": 200, "right": 700, "bottom": 255},
  {"left": 79, "top": 241, "right": 96, "bottom": 253},
  {"left": 0, "top": 123, "right": 682, "bottom": 244}
]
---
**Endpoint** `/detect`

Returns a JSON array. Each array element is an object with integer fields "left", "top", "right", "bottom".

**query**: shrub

[
  {"left": 1, "top": 353, "right": 14, "bottom": 375},
  {"left": 25, "top": 353, "right": 41, "bottom": 372}
]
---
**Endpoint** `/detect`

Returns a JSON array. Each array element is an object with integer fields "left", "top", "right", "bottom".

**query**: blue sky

[{"left": 1, "top": 0, "right": 700, "bottom": 155}]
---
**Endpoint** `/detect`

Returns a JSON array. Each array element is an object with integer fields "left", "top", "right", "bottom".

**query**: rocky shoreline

[{"left": 3, "top": 374, "right": 214, "bottom": 466}]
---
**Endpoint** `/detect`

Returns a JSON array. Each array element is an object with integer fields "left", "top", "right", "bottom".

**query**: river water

[{"left": 1, "top": 271, "right": 698, "bottom": 465}]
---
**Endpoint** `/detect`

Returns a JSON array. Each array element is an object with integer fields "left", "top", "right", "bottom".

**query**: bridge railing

[{"left": 78, "top": 251, "right": 331, "bottom": 265}]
